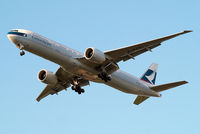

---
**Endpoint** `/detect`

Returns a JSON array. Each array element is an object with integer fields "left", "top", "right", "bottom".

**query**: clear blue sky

[{"left": 1, "top": 0, "right": 199, "bottom": 134}]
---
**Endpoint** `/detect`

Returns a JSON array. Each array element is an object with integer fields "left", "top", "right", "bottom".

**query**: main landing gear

[
  {"left": 71, "top": 78, "right": 85, "bottom": 94},
  {"left": 98, "top": 72, "right": 111, "bottom": 82},
  {"left": 71, "top": 85, "right": 85, "bottom": 94}
]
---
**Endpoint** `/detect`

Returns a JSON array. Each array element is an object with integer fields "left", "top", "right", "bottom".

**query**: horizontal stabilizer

[
  {"left": 134, "top": 96, "right": 149, "bottom": 105},
  {"left": 150, "top": 81, "right": 188, "bottom": 92},
  {"left": 133, "top": 81, "right": 188, "bottom": 105}
]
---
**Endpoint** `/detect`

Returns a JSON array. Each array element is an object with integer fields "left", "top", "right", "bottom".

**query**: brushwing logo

[{"left": 141, "top": 69, "right": 157, "bottom": 85}]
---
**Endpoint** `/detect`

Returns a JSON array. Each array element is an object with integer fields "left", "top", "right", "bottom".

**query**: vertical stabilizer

[{"left": 141, "top": 63, "right": 158, "bottom": 85}]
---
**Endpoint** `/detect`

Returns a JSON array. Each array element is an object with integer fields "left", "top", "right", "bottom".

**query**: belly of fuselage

[{"left": 103, "top": 70, "right": 158, "bottom": 97}]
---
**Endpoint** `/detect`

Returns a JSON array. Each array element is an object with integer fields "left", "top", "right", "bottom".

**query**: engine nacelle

[
  {"left": 38, "top": 70, "right": 58, "bottom": 85},
  {"left": 84, "top": 47, "right": 106, "bottom": 64}
]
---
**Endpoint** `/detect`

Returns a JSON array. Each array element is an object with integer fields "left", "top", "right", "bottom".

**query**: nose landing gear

[
  {"left": 20, "top": 50, "right": 25, "bottom": 56},
  {"left": 18, "top": 44, "right": 25, "bottom": 56}
]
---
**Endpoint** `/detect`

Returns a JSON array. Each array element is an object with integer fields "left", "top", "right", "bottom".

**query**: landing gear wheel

[
  {"left": 20, "top": 51, "right": 25, "bottom": 56},
  {"left": 71, "top": 86, "right": 75, "bottom": 90},
  {"left": 71, "top": 85, "right": 85, "bottom": 94},
  {"left": 78, "top": 90, "right": 82, "bottom": 94},
  {"left": 81, "top": 89, "right": 85, "bottom": 93},
  {"left": 98, "top": 72, "right": 111, "bottom": 82},
  {"left": 107, "top": 76, "right": 111, "bottom": 81}
]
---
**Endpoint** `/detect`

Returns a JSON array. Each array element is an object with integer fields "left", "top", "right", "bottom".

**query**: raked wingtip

[{"left": 183, "top": 30, "right": 193, "bottom": 33}]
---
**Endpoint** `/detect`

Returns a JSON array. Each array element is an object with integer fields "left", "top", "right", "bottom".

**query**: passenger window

[{"left": 24, "top": 34, "right": 27, "bottom": 37}]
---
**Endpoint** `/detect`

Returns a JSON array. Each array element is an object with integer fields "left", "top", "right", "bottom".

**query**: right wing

[
  {"left": 36, "top": 67, "right": 74, "bottom": 102},
  {"left": 76, "top": 31, "right": 191, "bottom": 75},
  {"left": 105, "top": 31, "right": 192, "bottom": 63}
]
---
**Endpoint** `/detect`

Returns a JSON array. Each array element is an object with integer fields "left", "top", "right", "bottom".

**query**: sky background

[{"left": 1, "top": 0, "right": 199, "bottom": 134}]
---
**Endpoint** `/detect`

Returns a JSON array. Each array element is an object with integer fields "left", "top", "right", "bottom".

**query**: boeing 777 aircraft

[{"left": 7, "top": 29, "right": 191, "bottom": 105}]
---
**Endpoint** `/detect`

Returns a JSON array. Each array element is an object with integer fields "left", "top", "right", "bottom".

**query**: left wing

[
  {"left": 36, "top": 67, "right": 74, "bottom": 102},
  {"left": 105, "top": 30, "right": 192, "bottom": 63},
  {"left": 36, "top": 84, "right": 67, "bottom": 102}
]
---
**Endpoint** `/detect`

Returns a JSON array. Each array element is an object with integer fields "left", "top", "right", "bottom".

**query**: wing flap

[{"left": 121, "top": 43, "right": 161, "bottom": 62}]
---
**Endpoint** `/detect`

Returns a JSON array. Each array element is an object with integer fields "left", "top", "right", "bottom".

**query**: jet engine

[
  {"left": 84, "top": 47, "right": 106, "bottom": 64},
  {"left": 38, "top": 70, "right": 58, "bottom": 85}
]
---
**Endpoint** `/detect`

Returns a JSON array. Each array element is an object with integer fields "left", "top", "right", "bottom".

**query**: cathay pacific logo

[{"left": 141, "top": 69, "right": 157, "bottom": 85}]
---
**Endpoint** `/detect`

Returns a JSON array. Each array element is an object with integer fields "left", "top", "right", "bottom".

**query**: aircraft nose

[{"left": 7, "top": 32, "right": 18, "bottom": 45}]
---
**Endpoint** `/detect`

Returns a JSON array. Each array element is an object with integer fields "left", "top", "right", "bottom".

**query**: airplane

[{"left": 7, "top": 29, "right": 191, "bottom": 105}]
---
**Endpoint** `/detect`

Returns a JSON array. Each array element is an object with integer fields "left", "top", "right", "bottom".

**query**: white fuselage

[{"left": 7, "top": 29, "right": 160, "bottom": 97}]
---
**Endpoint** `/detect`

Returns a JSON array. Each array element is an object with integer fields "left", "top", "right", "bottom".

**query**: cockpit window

[
  {"left": 8, "top": 31, "right": 27, "bottom": 37},
  {"left": 11, "top": 30, "right": 18, "bottom": 32}
]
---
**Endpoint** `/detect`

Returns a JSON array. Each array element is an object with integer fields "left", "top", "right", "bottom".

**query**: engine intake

[
  {"left": 84, "top": 47, "right": 106, "bottom": 64},
  {"left": 38, "top": 70, "right": 58, "bottom": 85}
]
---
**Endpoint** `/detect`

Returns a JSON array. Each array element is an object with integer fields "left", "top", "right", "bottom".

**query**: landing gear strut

[
  {"left": 18, "top": 44, "right": 25, "bottom": 56},
  {"left": 98, "top": 72, "right": 111, "bottom": 82}
]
